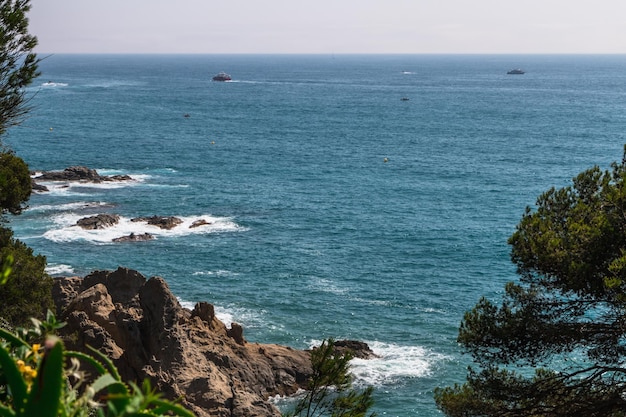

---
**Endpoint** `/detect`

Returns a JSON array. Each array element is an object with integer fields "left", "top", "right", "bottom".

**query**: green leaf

[
  {"left": 105, "top": 382, "right": 131, "bottom": 415},
  {"left": 24, "top": 338, "right": 64, "bottom": 417},
  {"left": 66, "top": 350, "right": 108, "bottom": 376},
  {"left": 0, "top": 346, "right": 27, "bottom": 413},
  {"left": 87, "top": 345, "right": 122, "bottom": 381},
  {"left": 150, "top": 399, "right": 196, "bottom": 417},
  {"left": 0, "top": 254, "right": 12, "bottom": 285},
  {"left": 0, "top": 328, "right": 30, "bottom": 350},
  {"left": 0, "top": 402, "right": 16, "bottom": 417},
  {"left": 89, "top": 373, "right": 118, "bottom": 396}
]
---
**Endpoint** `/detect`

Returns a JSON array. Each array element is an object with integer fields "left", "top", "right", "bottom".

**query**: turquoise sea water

[{"left": 5, "top": 54, "right": 626, "bottom": 415}]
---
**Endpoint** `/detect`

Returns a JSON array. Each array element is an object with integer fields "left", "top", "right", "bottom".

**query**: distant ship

[
  {"left": 212, "top": 72, "right": 232, "bottom": 81},
  {"left": 507, "top": 69, "right": 525, "bottom": 75}
]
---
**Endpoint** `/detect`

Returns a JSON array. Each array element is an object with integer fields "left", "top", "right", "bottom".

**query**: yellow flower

[
  {"left": 15, "top": 359, "right": 37, "bottom": 389},
  {"left": 24, "top": 366, "right": 35, "bottom": 376},
  {"left": 31, "top": 344, "right": 41, "bottom": 360}
]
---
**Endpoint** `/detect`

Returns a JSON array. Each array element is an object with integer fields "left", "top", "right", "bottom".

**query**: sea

[{"left": 4, "top": 54, "right": 626, "bottom": 415}]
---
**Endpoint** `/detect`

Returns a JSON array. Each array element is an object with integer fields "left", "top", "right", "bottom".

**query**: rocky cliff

[{"left": 52, "top": 267, "right": 313, "bottom": 417}]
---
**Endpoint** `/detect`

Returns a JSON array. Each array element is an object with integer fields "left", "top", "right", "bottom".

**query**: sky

[{"left": 29, "top": 0, "right": 626, "bottom": 54}]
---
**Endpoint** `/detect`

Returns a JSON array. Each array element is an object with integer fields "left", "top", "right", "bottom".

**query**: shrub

[{"left": 0, "top": 227, "right": 53, "bottom": 327}]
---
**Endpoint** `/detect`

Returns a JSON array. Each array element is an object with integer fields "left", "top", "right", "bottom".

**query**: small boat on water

[
  {"left": 212, "top": 72, "right": 232, "bottom": 81},
  {"left": 507, "top": 69, "right": 525, "bottom": 75}
]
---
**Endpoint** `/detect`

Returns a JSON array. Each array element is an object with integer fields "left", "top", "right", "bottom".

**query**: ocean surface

[{"left": 5, "top": 54, "right": 626, "bottom": 415}]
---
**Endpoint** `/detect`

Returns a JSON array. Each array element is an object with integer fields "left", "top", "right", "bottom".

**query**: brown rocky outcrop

[{"left": 53, "top": 267, "right": 313, "bottom": 417}]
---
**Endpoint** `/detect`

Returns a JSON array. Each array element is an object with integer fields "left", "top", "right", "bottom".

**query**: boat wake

[{"left": 41, "top": 82, "right": 69, "bottom": 87}]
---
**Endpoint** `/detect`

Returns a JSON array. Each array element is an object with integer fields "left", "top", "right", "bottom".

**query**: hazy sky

[{"left": 29, "top": 0, "right": 626, "bottom": 54}]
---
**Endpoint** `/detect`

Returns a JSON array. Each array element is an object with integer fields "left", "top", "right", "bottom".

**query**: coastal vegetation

[
  {"left": 284, "top": 339, "right": 376, "bottom": 417},
  {"left": 5, "top": 0, "right": 624, "bottom": 414},
  {"left": 0, "top": 2, "right": 376, "bottom": 416},
  {"left": 0, "top": 310, "right": 195, "bottom": 417},
  {"left": 435, "top": 147, "right": 626, "bottom": 416},
  {"left": 0, "top": 0, "right": 39, "bottom": 137},
  {"left": 0, "top": 0, "right": 52, "bottom": 328},
  {"left": 2, "top": 2, "right": 192, "bottom": 416}
]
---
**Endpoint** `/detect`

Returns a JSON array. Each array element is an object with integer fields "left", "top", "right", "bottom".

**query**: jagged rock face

[{"left": 53, "top": 267, "right": 312, "bottom": 417}]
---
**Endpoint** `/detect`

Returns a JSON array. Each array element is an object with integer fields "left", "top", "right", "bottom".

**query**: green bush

[
  {"left": 0, "top": 311, "right": 195, "bottom": 417},
  {"left": 0, "top": 227, "right": 53, "bottom": 327},
  {"left": 0, "top": 151, "right": 32, "bottom": 216}
]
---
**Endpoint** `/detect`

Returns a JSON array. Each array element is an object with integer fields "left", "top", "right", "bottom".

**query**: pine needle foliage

[
  {"left": 284, "top": 339, "right": 376, "bottom": 417},
  {"left": 435, "top": 146, "right": 626, "bottom": 417}
]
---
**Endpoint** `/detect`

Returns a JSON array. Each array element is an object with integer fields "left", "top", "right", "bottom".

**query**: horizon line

[{"left": 34, "top": 51, "right": 626, "bottom": 56}]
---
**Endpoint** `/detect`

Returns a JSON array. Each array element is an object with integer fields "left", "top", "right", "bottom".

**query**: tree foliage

[
  {"left": 0, "top": 0, "right": 49, "bottom": 329},
  {"left": 284, "top": 339, "right": 376, "bottom": 417},
  {"left": 0, "top": 0, "right": 40, "bottom": 137},
  {"left": 0, "top": 150, "right": 31, "bottom": 215},
  {"left": 0, "top": 227, "right": 52, "bottom": 327},
  {"left": 435, "top": 146, "right": 626, "bottom": 416}
]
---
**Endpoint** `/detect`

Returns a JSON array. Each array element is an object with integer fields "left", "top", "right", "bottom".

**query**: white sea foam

[
  {"left": 307, "top": 340, "right": 447, "bottom": 387},
  {"left": 41, "top": 82, "right": 68, "bottom": 87},
  {"left": 178, "top": 299, "right": 196, "bottom": 310},
  {"left": 308, "top": 277, "right": 348, "bottom": 295},
  {"left": 349, "top": 341, "right": 447, "bottom": 386},
  {"left": 31, "top": 172, "right": 149, "bottom": 195},
  {"left": 58, "top": 179, "right": 145, "bottom": 191},
  {"left": 46, "top": 263, "right": 75, "bottom": 276},
  {"left": 29, "top": 201, "right": 114, "bottom": 213},
  {"left": 31, "top": 182, "right": 89, "bottom": 197},
  {"left": 192, "top": 270, "right": 238, "bottom": 277},
  {"left": 42, "top": 213, "right": 243, "bottom": 244}
]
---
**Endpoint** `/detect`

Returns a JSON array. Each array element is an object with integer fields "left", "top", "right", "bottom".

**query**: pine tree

[
  {"left": 435, "top": 146, "right": 626, "bottom": 417},
  {"left": 285, "top": 339, "right": 376, "bottom": 417},
  {"left": 0, "top": 0, "right": 51, "bottom": 327}
]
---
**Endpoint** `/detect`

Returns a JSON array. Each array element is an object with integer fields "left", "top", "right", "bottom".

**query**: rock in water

[
  {"left": 112, "top": 233, "right": 154, "bottom": 242},
  {"left": 76, "top": 214, "right": 120, "bottom": 229},
  {"left": 37, "top": 165, "right": 102, "bottom": 181},
  {"left": 190, "top": 219, "right": 212, "bottom": 228},
  {"left": 331, "top": 339, "right": 380, "bottom": 359},
  {"left": 131, "top": 216, "right": 183, "bottom": 230},
  {"left": 34, "top": 166, "right": 132, "bottom": 185}
]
